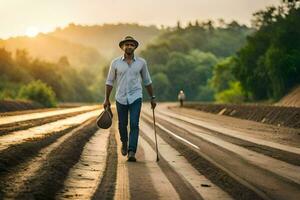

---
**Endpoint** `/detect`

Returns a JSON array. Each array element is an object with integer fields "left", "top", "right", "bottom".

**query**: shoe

[
  {"left": 121, "top": 142, "right": 128, "bottom": 156},
  {"left": 127, "top": 151, "right": 136, "bottom": 162}
]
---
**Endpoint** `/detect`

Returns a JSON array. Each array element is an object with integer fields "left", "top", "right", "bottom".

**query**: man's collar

[{"left": 121, "top": 54, "right": 136, "bottom": 61}]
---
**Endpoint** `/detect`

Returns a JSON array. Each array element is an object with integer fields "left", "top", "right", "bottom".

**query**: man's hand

[
  {"left": 151, "top": 99, "right": 157, "bottom": 109},
  {"left": 104, "top": 85, "right": 113, "bottom": 109},
  {"left": 103, "top": 99, "right": 111, "bottom": 109}
]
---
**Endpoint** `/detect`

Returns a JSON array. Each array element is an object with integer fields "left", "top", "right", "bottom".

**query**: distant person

[
  {"left": 178, "top": 90, "right": 186, "bottom": 107},
  {"left": 103, "top": 36, "right": 156, "bottom": 162}
]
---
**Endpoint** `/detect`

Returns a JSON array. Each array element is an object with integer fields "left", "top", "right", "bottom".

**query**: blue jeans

[{"left": 116, "top": 98, "right": 142, "bottom": 153}]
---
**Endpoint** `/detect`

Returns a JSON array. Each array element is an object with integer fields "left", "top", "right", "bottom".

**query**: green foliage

[
  {"left": 139, "top": 3, "right": 299, "bottom": 103},
  {"left": 0, "top": 48, "right": 98, "bottom": 104},
  {"left": 139, "top": 20, "right": 252, "bottom": 102},
  {"left": 163, "top": 51, "right": 218, "bottom": 100},
  {"left": 18, "top": 80, "right": 57, "bottom": 107},
  {"left": 151, "top": 72, "right": 170, "bottom": 101},
  {"left": 215, "top": 81, "right": 245, "bottom": 103},
  {"left": 141, "top": 43, "right": 170, "bottom": 66},
  {"left": 197, "top": 85, "right": 215, "bottom": 101},
  {"left": 0, "top": 77, "right": 20, "bottom": 100},
  {"left": 234, "top": 1, "right": 300, "bottom": 100},
  {"left": 210, "top": 57, "right": 237, "bottom": 92},
  {"left": 144, "top": 20, "right": 252, "bottom": 58}
]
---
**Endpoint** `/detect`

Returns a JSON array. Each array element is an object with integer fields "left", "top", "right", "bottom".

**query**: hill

[
  {"left": 49, "top": 23, "right": 161, "bottom": 59},
  {"left": 276, "top": 86, "right": 300, "bottom": 107},
  {"left": 0, "top": 23, "right": 162, "bottom": 103},
  {"left": 0, "top": 23, "right": 161, "bottom": 70},
  {"left": 0, "top": 34, "right": 103, "bottom": 70}
]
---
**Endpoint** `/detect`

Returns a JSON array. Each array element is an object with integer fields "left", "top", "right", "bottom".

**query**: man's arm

[
  {"left": 145, "top": 84, "right": 154, "bottom": 97},
  {"left": 103, "top": 85, "right": 113, "bottom": 108},
  {"left": 141, "top": 60, "right": 156, "bottom": 109},
  {"left": 103, "top": 61, "right": 115, "bottom": 108},
  {"left": 145, "top": 84, "right": 156, "bottom": 109}
]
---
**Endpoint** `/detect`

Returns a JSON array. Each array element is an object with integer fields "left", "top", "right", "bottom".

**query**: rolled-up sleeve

[
  {"left": 105, "top": 61, "right": 115, "bottom": 86},
  {"left": 141, "top": 60, "right": 152, "bottom": 86}
]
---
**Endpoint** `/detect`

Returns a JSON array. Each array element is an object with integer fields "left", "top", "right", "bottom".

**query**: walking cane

[{"left": 152, "top": 107, "right": 159, "bottom": 162}]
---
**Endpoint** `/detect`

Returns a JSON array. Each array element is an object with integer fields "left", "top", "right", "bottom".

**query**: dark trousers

[
  {"left": 116, "top": 98, "right": 142, "bottom": 153},
  {"left": 180, "top": 99, "right": 183, "bottom": 107}
]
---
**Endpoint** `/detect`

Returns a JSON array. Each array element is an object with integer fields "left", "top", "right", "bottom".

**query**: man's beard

[{"left": 125, "top": 49, "right": 134, "bottom": 55}]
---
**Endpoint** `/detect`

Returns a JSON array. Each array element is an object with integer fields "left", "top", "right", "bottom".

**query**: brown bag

[{"left": 96, "top": 107, "right": 113, "bottom": 129}]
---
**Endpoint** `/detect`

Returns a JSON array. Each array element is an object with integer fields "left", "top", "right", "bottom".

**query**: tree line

[
  {"left": 0, "top": 49, "right": 100, "bottom": 106},
  {"left": 234, "top": 0, "right": 300, "bottom": 101},
  {"left": 138, "top": 19, "right": 252, "bottom": 102},
  {"left": 138, "top": 0, "right": 299, "bottom": 103},
  {"left": 1, "top": 0, "right": 298, "bottom": 106}
]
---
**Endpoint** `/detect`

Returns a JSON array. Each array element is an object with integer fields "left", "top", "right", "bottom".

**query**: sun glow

[{"left": 25, "top": 26, "right": 39, "bottom": 37}]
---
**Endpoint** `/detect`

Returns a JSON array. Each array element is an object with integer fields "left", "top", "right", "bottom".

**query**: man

[
  {"left": 178, "top": 90, "right": 186, "bottom": 107},
  {"left": 103, "top": 36, "right": 156, "bottom": 162}
]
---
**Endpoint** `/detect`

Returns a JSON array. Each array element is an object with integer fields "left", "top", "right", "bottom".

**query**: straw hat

[
  {"left": 96, "top": 107, "right": 113, "bottom": 129},
  {"left": 119, "top": 36, "right": 139, "bottom": 49}
]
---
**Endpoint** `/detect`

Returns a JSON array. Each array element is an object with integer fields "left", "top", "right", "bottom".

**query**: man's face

[{"left": 123, "top": 41, "right": 136, "bottom": 55}]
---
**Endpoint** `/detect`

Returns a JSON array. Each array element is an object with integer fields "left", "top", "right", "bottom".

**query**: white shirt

[
  {"left": 178, "top": 93, "right": 186, "bottom": 100},
  {"left": 105, "top": 55, "right": 152, "bottom": 105}
]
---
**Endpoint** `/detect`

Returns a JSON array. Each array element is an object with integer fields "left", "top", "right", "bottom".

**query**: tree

[
  {"left": 211, "top": 57, "right": 237, "bottom": 92},
  {"left": 215, "top": 81, "right": 245, "bottom": 103},
  {"left": 0, "top": 48, "right": 96, "bottom": 103},
  {"left": 151, "top": 72, "right": 170, "bottom": 100},
  {"left": 234, "top": 0, "right": 300, "bottom": 100},
  {"left": 141, "top": 43, "right": 170, "bottom": 66},
  {"left": 18, "top": 80, "right": 57, "bottom": 107},
  {"left": 176, "top": 21, "right": 182, "bottom": 30}
]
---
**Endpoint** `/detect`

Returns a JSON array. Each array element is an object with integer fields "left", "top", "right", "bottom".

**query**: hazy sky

[{"left": 0, "top": 0, "right": 280, "bottom": 39}]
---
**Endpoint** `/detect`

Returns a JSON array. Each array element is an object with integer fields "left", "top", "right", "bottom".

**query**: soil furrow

[
  {"left": 12, "top": 119, "right": 98, "bottom": 199},
  {"left": 142, "top": 114, "right": 265, "bottom": 200},
  {"left": 91, "top": 127, "right": 118, "bottom": 200},
  {"left": 140, "top": 129, "right": 204, "bottom": 200},
  {"left": 0, "top": 125, "right": 78, "bottom": 175},
  {"left": 154, "top": 110, "right": 300, "bottom": 166},
  {"left": 0, "top": 109, "right": 96, "bottom": 136}
]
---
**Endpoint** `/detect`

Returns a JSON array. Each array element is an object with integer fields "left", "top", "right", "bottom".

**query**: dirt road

[{"left": 0, "top": 103, "right": 299, "bottom": 200}]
